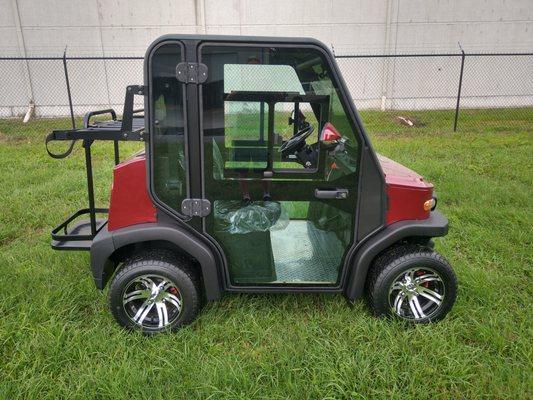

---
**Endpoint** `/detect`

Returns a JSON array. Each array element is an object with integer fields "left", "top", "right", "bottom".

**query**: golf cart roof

[{"left": 146, "top": 34, "right": 333, "bottom": 57}]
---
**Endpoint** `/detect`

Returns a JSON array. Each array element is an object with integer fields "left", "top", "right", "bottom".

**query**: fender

[
  {"left": 90, "top": 220, "right": 222, "bottom": 300},
  {"left": 344, "top": 211, "right": 449, "bottom": 301}
]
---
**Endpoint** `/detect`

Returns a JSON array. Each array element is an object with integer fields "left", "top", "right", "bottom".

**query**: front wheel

[
  {"left": 108, "top": 251, "right": 201, "bottom": 333},
  {"left": 366, "top": 244, "right": 457, "bottom": 323}
]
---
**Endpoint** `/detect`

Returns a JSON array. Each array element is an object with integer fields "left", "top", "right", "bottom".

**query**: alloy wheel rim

[
  {"left": 388, "top": 267, "right": 445, "bottom": 320},
  {"left": 122, "top": 274, "right": 182, "bottom": 329}
]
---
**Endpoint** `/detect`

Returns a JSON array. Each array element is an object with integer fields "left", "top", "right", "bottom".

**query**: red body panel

[
  {"left": 108, "top": 154, "right": 157, "bottom": 231},
  {"left": 378, "top": 155, "right": 434, "bottom": 225}
]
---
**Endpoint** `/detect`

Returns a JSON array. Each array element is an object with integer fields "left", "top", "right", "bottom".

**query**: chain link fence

[
  {"left": 338, "top": 53, "right": 533, "bottom": 134},
  {"left": 0, "top": 52, "right": 531, "bottom": 138}
]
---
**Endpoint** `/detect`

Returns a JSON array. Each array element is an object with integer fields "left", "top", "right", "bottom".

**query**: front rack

[{"left": 47, "top": 85, "right": 146, "bottom": 250}]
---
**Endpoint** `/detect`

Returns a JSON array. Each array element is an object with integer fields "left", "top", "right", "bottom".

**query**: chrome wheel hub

[
  {"left": 122, "top": 274, "right": 182, "bottom": 329},
  {"left": 389, "top": 267, "right": 445, "bottom": 320}
]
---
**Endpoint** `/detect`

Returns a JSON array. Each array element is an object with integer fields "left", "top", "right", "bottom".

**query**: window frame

[{"left": 147, "top": 40, "right": 190, "bottom": 219}]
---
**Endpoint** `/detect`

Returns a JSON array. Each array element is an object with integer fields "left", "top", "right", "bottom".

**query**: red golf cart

[{"left": 46, "top": 35, "right": 457, "bottom": 333}]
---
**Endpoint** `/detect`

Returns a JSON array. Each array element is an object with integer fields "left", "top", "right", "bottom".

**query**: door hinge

[
  {"left": 175, "top": 62, "right": 208, "bottom": 84},
  {"left": 126, "top": 84, "right": 147, "bottom": 95},
  {"left": 181, "top": 198, "right": 211, "bottom": 217}
]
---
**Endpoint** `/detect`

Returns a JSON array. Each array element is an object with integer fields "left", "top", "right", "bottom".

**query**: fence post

[
  {"left": 62, "top": 47, "right": 76, "bottom": 129},
  {"left": 453, "top": 47, "right": 466, "bottom": 132}
]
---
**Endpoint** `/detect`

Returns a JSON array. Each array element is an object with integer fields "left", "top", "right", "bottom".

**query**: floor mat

[{"left": 270, "top": 220, "right": 344, "bottom": 283}]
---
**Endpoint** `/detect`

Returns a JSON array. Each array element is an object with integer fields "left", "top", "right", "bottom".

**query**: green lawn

[{"left": 0, "top": 109, "right": 532, "bottom": 399}]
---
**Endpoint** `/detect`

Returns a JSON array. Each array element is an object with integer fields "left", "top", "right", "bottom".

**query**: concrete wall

[{"left": 1, "top": 0, "right": 532, "bottom": 116}]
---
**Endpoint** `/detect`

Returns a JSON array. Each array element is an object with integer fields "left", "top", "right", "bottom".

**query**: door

[{"left": 199, "top": 42, "right": 362, "bottom": 287}]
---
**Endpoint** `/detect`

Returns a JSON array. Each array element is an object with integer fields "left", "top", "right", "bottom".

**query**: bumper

[{"left": 390, "top": 210, "right": 449, "bottom": 237}]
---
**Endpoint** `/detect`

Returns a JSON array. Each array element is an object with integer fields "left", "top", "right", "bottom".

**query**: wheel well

[
  {"left": 106, "top": 240, "right": 201, "bottom": 285},
  {"left": 358, "top": 238, "right": 437, "bottom": 301},
  {"left": 368, "top": 237, "right": 436, "bottom": 269},
  {"left": 111, "top": 240, "right": 196, "bottom": 263},
  {"left": 399, "top": 236, "right": 435, "bottom": 248},
  {"left": 344, "top": 211, "right": 448, "bottom": 301}
]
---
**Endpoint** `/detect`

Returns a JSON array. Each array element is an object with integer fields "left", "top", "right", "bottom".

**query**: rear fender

[{"left": 90, "top": 221, "right": 222, "bottom": 300}]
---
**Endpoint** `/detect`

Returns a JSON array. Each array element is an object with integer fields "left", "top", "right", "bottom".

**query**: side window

[
  {"left": 201, "top": 45, "right": 359, "bottom": 181},
  {"left": 151, "top": 43, "right": 187, "bottom": 211}
]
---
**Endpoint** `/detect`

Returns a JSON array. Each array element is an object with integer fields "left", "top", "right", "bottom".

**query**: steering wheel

[{"left": 279, "top": 124, "right": 314, "bottom": 156}]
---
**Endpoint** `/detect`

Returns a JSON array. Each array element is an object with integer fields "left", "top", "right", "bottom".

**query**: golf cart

[{"left": 46, "top": 35, "right": 457, "bottom": 333}]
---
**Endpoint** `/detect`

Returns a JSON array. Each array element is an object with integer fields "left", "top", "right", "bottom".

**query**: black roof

[{"left": 145, "top": 34, "right": 332, "bottom": 59}]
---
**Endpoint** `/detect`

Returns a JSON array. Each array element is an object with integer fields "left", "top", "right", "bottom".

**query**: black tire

[
  {"left": 108, "top": 250, "right": 201, "bottom": 333},
  {"left": 366, "top": 244, "right": 457, "bottom": 323}
]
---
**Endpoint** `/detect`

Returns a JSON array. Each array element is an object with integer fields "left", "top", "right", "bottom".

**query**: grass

[{"left": 0, "top": 109, "right": 532, "bottom": 399}]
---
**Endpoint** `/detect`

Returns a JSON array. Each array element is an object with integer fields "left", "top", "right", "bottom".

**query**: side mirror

[{"left": 320, "top": 122, "right": 343, "bottom": 150}]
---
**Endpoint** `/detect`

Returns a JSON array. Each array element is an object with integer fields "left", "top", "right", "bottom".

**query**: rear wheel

[
  {"left": 108, "top": 250, "right": 201, "bottom": 333},
  {"left": 366, "top": 244, "right": 457, "bottom": 323}
]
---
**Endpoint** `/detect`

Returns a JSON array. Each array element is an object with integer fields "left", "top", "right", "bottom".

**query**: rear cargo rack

[{"left": 47, "top": 85, "right": 146, "bottom": 250}]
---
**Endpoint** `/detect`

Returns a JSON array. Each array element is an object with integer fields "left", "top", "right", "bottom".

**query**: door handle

[{"left": 314, "top": 188, "right": 349, "bottom": 199}]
